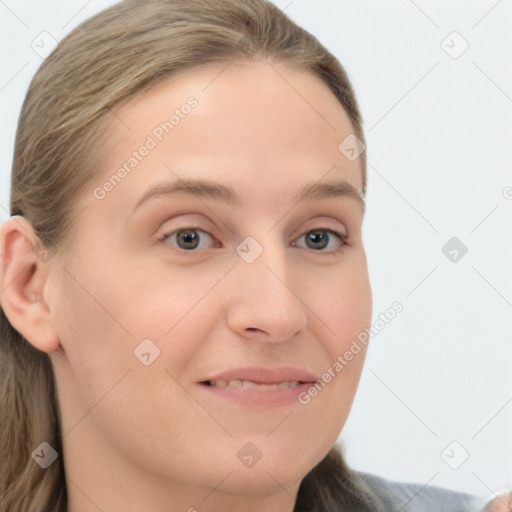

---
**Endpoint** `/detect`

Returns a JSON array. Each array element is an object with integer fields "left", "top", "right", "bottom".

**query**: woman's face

[{"left": 48, "top": 61, "right": 372, "bottom": 508}]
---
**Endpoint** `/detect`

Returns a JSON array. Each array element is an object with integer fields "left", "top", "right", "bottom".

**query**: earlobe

[{"left": 0, "top": 216, "right": 60, "bottom": 353}]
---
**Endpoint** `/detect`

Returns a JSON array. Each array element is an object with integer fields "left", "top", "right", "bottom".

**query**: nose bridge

[
  {"left": 227, "top": 232, "right": 308, "bottom": 339},
  {"left": 236, "top": 232, "right": 290, "bottom": 297}
]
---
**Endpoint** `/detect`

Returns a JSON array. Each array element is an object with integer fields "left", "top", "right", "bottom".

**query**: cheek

[
  {"left": 297, "top": 258, "right": 372, "bottom": 422},
  {"left": 303, "top": 257, "right": 372, "bottom": 357},
  {"left": 54, "top": 243, "right": 230, "bottom": 373},
  {"left": 51, "top": 255, "right": 225, "bottom": 467},
  {"left": 113, "top": 259, "right": 233, "bottom": 365}
]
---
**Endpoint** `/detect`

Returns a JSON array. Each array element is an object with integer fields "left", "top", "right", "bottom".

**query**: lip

[
  {"left": 200, "top": 366, "right": 319, "bottom": 385},
  {"left": 198, "top": 366, "right": 319, "bottom": 408}
]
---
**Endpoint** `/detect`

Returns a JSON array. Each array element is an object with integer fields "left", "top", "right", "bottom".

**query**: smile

[{"left": 204, "top": 379, "right": 300, "bottom": 389}]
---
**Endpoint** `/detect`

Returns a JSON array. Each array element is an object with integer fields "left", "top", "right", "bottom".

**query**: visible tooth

[
  {"left": 241, "top": 380, "right": 258, "bottom": 389},
  {"left": 208, "top": 379, "right": 301, "bottom": 388}
]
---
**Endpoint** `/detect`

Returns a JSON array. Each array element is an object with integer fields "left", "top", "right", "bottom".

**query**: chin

[
  {"left": 213, "top": 463, "right": 307, "bottom": 498},
  {"left": 201, "top": 438, "right": 330, "bottom": 498}
]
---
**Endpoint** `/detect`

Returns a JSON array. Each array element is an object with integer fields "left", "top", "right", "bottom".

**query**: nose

[{"left": 224, "top": 237, "right": 308, "bottom": 342}]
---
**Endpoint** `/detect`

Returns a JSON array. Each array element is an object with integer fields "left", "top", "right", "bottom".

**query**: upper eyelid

[
  {"left": 155, "top": 210, "right": 350, "bottom": 246},
  {"left": 158, "top": 214, "right": 348, "bottom": 235},
  {"left": 153, "top": 203, "right": 353, "bottom": 232},
  {"left": 160, "top": 225, "right": 348, "bottom": 249},
  {"left": 160, "top": 223, "right": 347, "bottom": 237}
]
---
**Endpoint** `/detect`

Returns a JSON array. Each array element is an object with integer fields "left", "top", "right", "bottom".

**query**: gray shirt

[{"left": 355, "top": 471, "right": 489, "bottom": 511}]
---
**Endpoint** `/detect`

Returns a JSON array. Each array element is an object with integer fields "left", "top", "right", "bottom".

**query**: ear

[{"left": 0, "top": 216, "right": 60, "bottom": 353}]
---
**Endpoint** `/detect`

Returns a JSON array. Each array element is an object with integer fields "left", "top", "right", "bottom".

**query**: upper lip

[{"left": 200, "top": 366, "right": 319, "bottom": 384}]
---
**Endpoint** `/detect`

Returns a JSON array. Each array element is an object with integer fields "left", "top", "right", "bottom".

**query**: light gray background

[{"left": 0, "top": 0, "right": 511, "bottom": 499}]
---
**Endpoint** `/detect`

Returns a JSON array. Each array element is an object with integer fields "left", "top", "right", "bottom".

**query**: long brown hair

[{"left": 0, "top": 1, "right": 377, "bottom": 510}]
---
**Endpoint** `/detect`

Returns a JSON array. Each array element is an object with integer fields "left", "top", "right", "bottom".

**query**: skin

[
  {"left": 0, "top": 61, "right": 372, "bottom": 512},
  {"left": 486, "top": 493, "right": 512, "bottom": 512}
]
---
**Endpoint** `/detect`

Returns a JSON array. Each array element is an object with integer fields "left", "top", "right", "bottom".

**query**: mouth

[
  {"left": 201, "top": 379, "right": 302, "bottom": 389},
  {"left": 197, "top": 366, "right": 318, "bottom": 407}
]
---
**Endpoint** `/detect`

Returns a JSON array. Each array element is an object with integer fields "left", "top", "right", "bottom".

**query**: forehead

[{"left": 88, "top": 61, "right": 363, "bottom": 215}]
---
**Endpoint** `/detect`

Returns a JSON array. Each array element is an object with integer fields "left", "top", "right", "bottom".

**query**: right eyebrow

[{"left": 133, "top": 178, "right": 241, "bottom": 213}]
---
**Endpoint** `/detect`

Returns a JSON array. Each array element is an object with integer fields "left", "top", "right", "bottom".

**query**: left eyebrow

[
  {"left": 296, "top": 181, "right": 365, "bottom": 214},
  {"left": 131, "top": 177, "right": 365, "bottom": 215}
]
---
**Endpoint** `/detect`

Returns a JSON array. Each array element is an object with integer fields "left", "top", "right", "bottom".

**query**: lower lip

[{"left": 198, "top": 382, "right": 314, "bottom": 407}]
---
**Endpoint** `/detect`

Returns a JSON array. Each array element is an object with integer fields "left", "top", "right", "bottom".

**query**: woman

[{"left": 0, "top": 0, "right": 501, "bottom": 510}]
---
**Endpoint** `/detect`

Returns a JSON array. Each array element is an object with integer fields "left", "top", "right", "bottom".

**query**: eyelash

[{"left": 158, "top": 227, "right": 349, "bottom": 253}]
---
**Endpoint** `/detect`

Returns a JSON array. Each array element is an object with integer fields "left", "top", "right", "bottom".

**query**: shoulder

[{"left": 353, "top": 470, "right": 487, "bottom": 512}]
